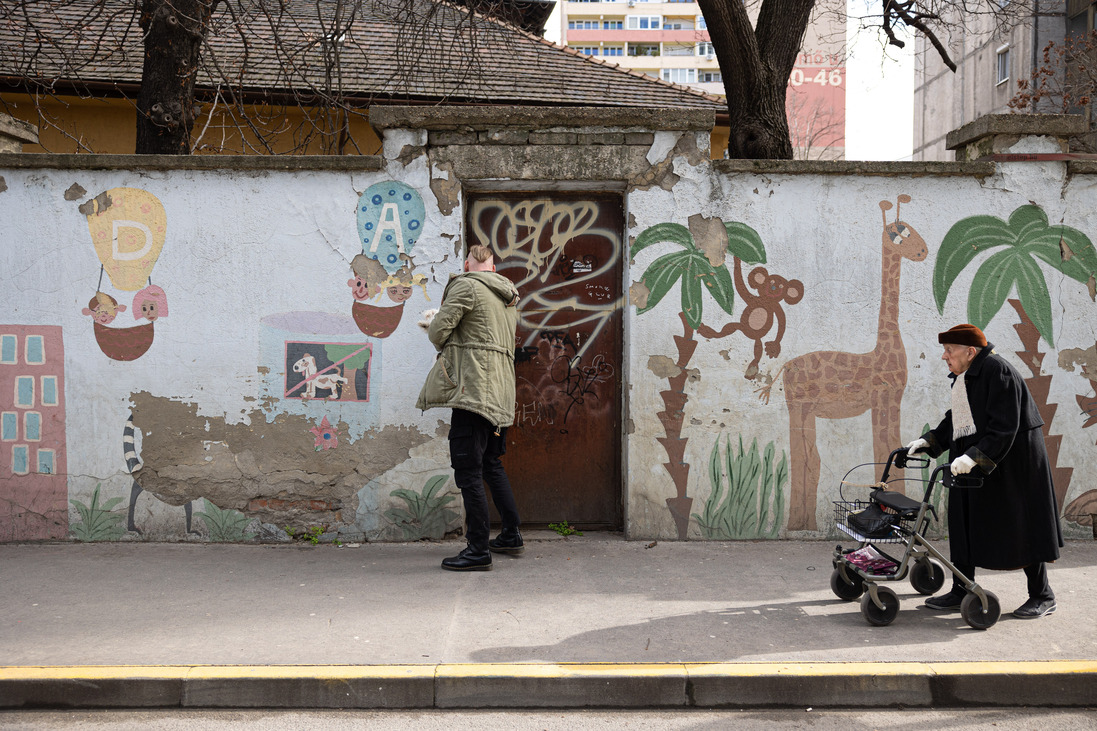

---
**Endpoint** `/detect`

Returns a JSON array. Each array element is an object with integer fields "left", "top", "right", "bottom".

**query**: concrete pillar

[{"left": 0, "top": 113, "right": 39, "bottom": 153}]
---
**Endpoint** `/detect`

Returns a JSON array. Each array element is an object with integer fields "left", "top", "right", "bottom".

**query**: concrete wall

[{"left": 2, "top": 108, "right": 1096, "bottom": 544}]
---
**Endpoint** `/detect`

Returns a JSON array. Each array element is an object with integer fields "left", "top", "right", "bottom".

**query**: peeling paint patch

[
  {"left": 64, "top": 183, "right": 86, "bottom": 201},
  {"left": 647, "top": 354, "right": 681, "bottom": 379},
  {"left": 129, "top": 391, "right": 431, "bottom": 529},
  {"left": 430, "top": 161, "right": 461, "bottom": 216},
  {"left": 630, "top": 280, "right": 650, "bottom": 310},
  {"left": 688, "top": 213, "right": 729, "bottom": 267},
  {"left": 396, "top": 144, "right": 425, "bottom": 166},
  {"left": 77, "top": 190, "right": 112, "bottom": 216},
  {"left": 1059, "top": 343, "right": 1097, "bottom": 381},
  {"left": 0, "top": 176, "right": 7, "bottom": 193}
]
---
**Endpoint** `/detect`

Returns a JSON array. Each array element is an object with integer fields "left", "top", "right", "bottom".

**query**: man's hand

[
  {"left": 905, "top": 438, "right": 929, "bottom": 455},
  {"left": 950, "top": 454, "right": 976, "bottom": 475}
]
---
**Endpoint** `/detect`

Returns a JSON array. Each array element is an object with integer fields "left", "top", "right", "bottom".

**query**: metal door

[{"left": 466, "top": 192, "right": 623, "bottom": 529}]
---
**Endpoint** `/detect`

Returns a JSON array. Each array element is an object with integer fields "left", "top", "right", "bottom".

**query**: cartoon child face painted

[
  {"left": 347, "top": 276, "right": 376, "bottom": 301},
  {"left": 386, "top": 284, "right": 414, "bottom": 303},
  {"left": 81, "top": 293, "right": 126, "bottom": 324},
  {"left": 132, "top": 285, "right": 169, "bottom": 322}
]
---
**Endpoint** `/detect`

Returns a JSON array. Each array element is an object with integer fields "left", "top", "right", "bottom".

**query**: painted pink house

[{"left": 0, "top": 325, "right": 67, "bottom": 540}]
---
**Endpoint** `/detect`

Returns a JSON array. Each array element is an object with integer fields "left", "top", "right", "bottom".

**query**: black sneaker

[
  {"left": 441, "top": 545, "right": 492, "bottom": 571},
  {"left": 1013, "top": 597, "right": 1056, "bottom": 619},
  {"left": 489, "top": 527, "right": 524, "bottom": 555},
  {"left": 925, "top": 589, "right": 966, "bottom": 611}
]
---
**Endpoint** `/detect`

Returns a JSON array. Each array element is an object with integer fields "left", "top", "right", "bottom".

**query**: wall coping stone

[
  {"left": 0, "top": 113, "right": 38, "bottom": 145},
  {"left": 946, "top": 114, "right": 1086, "bottom": 150},
  {"left": 369, "top": 105, "right": 715, "bottom": 132},
  {"left": 713, "top": 159, "right": 996, "bottom": 177},
  {"left": 0, "top": 153, "right": 383, "bottom": 171}
]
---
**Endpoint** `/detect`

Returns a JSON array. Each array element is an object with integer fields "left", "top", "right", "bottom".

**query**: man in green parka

[
  {"left": 907, "top": 324, "right": 1063, "bottom": 618},
  {"left": 416, "top": 245, "right": 523, "bottom": 571}
]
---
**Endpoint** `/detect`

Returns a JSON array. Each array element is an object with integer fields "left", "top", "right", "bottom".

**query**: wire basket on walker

[{"left": 829, "top": 447, "right": 1000, "bottom": 629}]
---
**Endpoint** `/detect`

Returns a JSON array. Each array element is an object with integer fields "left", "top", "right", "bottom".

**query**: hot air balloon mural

[
  {"left": 80, "top": 188, "right": 168, "bottom": 361},
  {"left": 350, "top": 182, "right": 428, "bottom": 338}
]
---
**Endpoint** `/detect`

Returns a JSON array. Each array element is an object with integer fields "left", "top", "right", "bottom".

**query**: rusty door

[{"left": 465, "top": 192, "right": 623, "bottom": 529}]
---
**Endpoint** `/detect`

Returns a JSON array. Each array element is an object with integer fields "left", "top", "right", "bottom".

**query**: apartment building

[
  {"left": 913, "top": 0, "right": 1095, "bottom": 160},
  {"left": 558, "top": 0, "right": 848, "bottom": 158}
]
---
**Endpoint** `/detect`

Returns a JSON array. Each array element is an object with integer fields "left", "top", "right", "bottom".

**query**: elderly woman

[{"left": 907, "top": 324, "right": 1063, "bottom": 619}]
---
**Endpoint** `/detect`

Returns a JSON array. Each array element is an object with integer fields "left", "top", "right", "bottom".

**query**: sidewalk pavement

[{"left": 2, "top": 535, "right": 1096, "bottom": 709}]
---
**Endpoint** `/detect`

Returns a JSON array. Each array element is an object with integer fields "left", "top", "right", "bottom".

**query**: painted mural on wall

[
  {"left": 0, "top": 326, "right": 67, "bottom": 540},
  {"left": 350, "top": 182, "right": 429, "bottom": 338},
  {"left": 630, "top": 216, "right": 779, "bottom": 539},
  {"left": 79, "top": 188, "right": 169, "bottom": 361},
  {"left": 759, "top": 196, "right": 927, "bottom": 532},
  {"left": 934, "top": 204, "right": 1097, "bottom": 529},
  {"left": 693, "top": 434, "right": 787, "bottom": 539}
]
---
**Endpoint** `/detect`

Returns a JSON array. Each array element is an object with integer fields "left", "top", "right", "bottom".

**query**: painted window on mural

[
  {"left": 23, "top": 412, "right": 40, "bottom": 441},
  {"left": 11, "top": 445, "right": 28, "bottom": 475},
  {"left": 1, "top": 412, "right": 15, "bottom": 441},
  {"left": 40, "top": 376, "right": 58, "bottom": 406},
  {"left": 0, "top": 334, "right": 15, "bottom": 364},
  {"left": 284, "top": 341, "right": 371, "bottom": 402},
  {"left": 15, "top": 376, "right": 34, "bottom": 407},
  {"left": 24, "top": 335, "right": 44, "bottom": 365},
  {"left": 37, "top": 449, "right": 54, "bottom": 474}
]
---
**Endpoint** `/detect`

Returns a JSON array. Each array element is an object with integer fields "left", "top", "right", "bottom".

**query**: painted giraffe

[{"left": 762, "top": 196, "right": 927, "bottom": 531}]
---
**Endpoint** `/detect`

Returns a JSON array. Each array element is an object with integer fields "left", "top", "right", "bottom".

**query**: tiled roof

[{"left": 0, "top": 0, "right": 725, "bottom": 110}]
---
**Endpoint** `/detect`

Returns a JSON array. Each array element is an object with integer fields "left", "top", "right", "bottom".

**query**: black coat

[{"left": 921, "top": 343, "right": 1063, "bottom": 569}]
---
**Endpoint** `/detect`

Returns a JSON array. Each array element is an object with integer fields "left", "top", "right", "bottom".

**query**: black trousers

[
  {"left": 951, "top": 561, "right": 1053, "bottom": 601},
  {"left": 449, "top": 409, "right": 520, "bottom": 551}
]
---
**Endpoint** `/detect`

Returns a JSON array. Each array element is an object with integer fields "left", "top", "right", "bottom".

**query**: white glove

[
  {"left": 950, "top": 454, "right": 976, "bottom": 475},
  {"left": 905, "top": 438, "right": 929, "bottom": 455}
]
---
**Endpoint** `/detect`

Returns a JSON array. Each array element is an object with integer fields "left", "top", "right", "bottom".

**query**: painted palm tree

[
  {"left": 935, "top": 204, "right": 1097, "bottom": 514},
  {"left": 631, "top": 219, "right": 766, "bottom": 538}
]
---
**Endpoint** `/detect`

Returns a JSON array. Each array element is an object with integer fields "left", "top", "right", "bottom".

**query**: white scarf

[{"left": 952, "top": 371, "right": 977, "bottom": 439}]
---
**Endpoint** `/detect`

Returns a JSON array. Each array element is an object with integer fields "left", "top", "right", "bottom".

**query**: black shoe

[
  {"left": 489, "top": 527, "right": 524, "bottom": 555},
  {"left": 441, "top": 545, "right": 492, "bottom": 571},
  {"left": 1013, "top": 597, "right": 1056, "bottom": 619},
  {"left": 925, "top": 588, "right": 966, "bottom": 611}
]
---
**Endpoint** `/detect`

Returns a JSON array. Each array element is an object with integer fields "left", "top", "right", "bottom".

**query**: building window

[
  {"left": 24, "top": 336, "right": 44, "bottom": 365},
  {"left": 37, "top": 449, "right": 54, "bottom": 475},
  {"left": 664, "top": 18, "right": 694, "bottom": 30},
  {"left": 1, "top": 334, "right": 16, "bottom": 364},
  {"left": 698, "top": 16, "right": 707, "bottom": 30},
  {"left": 628, "top": 44, "right": 661, "bottom": 56},
  {"left": 603, "top": 46, "right": 624, "bottom": 56},
  {"left": 573, "top": 46, "right": 599, "bottom": 55},
  {"left": 701, "top": 71, "right": 723, "bottom": 83},
  {"left": 626, "top": 15, "right": 661, "bottom": 29},
  {"left": 1, "top": 412, "right": 16, "bottom": 441},
  {"left": 12, "top": 445, "right": 29, "bottom": 475},
  {"left": 24, "top": 412, "right": 41, "bottom": 441},
  {"left": 15, "top": 376, "right": 34, "bottom": 407},
  {"left": 662, "top": 68, "right": 697, "bottom": 84},
  {"left": 697, "top": 42, "right": 715, "bottom": 57},
  {"left": 996, "top": 45, "right": 1010, "bottom": 85},
  {"left": 603, "top": 20, "right": 623, "bottom": 29},
  {"left": 568, "top": 20, "right": 601, "bottom": 29}
]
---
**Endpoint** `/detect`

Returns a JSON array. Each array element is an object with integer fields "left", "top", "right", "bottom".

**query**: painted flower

[{"left": 310, "top": 417, "right": 338, "bottom": 451}]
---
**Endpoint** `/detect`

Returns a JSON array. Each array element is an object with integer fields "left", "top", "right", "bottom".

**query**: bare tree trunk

[
  {"left": 697, "top": 0, "right": 817, "bottom": 159},
  {"left": 136, "top": 0, "right": 218, "bottom": 154}
]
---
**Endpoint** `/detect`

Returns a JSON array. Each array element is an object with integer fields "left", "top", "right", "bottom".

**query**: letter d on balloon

[{"left": 112, "top": 220, "right": 154, "bottom": 261}]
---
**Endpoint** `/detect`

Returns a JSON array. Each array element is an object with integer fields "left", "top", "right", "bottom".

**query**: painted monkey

[{"left": 697, "top": 257, "right": 804, "bottom": 379}]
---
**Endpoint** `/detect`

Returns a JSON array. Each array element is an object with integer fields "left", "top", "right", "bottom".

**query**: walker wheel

[
  {"left": 860, "top": 586, "right": 900, "bottom": 626},
  {"left": 960, "top": 591, "right": 1001, "bottom": 630},
  {"left": 830, "top": 566, "right": 865, "bottom": 601},
  {"left": 909, "top": 558, "right": 946, "bottom": 595}
]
